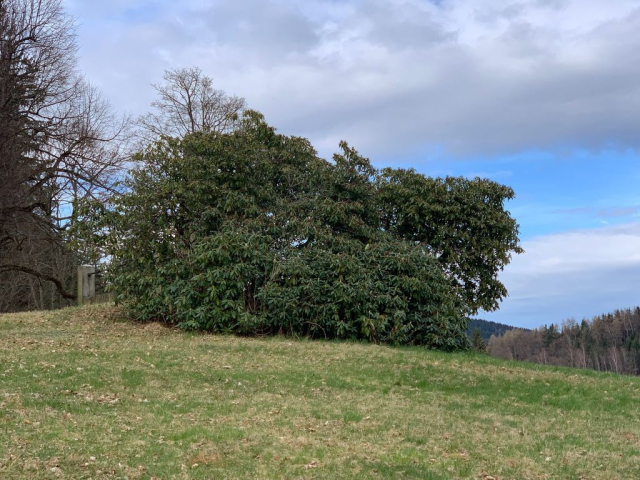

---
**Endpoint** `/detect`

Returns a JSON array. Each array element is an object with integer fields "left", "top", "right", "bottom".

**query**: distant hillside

[{"left": 467, "top": 318, "right": 522, "bottom": 342}]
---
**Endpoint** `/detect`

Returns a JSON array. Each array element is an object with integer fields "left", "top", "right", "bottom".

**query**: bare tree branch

[
  {"left": 0, "top": 263, "right": 76, "bottom": 299},
  {"left": 137, "top": 67, "right": 246, "bottom": 143},
  {"left": 0, "top": 0, "right": 130, "bottom": 311}
]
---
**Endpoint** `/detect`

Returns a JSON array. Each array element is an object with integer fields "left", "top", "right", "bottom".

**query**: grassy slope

[{"left": 1, "top": 306, "right": 639, "bottom": 480}]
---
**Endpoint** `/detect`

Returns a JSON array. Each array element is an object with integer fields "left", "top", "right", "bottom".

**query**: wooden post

[
  {"left": 77, "top": 265, "right": 96, "bottom": 306},
  {"left": 77, "top": 266, "right": 83, "bottom": 306}
]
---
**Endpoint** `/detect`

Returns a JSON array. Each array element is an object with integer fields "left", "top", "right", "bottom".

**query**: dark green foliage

[
  {"left": 542, "top": 324, "right": 561, "bottom": 347},
  {"left": 466, "top": 318, "right": 521, "bottom": 342},
  {"left": 259, "top": 241, "right": 467, "bottom": 349},
  {"left": 81, "top": 112, "right": 522, "bottom": 350},
  {"left": 377, "top": 169, "right": 523, "bottom": 313},
  {"left": 470, "top": 328, "right": 487, "bottom": 352}
]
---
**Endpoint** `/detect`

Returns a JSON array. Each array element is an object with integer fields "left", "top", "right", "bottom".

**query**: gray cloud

[
  {"left": 198, "top": 0, "right": 321, "bottom": 55},
  {"left": 483, "top": 222, "right": 640, "bottom": 328},
  {"left": 474, "top": 3, "right": 527, "bottom": 24},
  {"left": 356, "top": 0, "right": 457, "bottom": 48},
  {"left": 65, "top": 0, "right": 640, "bottom": 159}
]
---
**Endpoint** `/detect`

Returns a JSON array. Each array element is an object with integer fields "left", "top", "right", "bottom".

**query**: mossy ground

[{"left": 1, "top": 305, "right": 639, "bottom": 479}]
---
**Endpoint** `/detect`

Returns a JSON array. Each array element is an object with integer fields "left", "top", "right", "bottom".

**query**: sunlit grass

[{"left": 1, "top": 305, "right": 639, "bottom": 479}]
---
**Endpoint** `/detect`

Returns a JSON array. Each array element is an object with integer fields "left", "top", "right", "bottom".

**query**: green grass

[{"left": 1, "top": 305, "right": 640, "bottom": 479}]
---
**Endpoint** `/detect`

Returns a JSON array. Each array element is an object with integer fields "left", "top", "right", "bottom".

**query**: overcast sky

[{"left": 64, "top": 0, "right": 640, "bottom": 328}]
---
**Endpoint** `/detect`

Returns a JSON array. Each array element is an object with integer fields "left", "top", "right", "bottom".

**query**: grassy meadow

[{"left": 1, "top": 305, "right": 639, "bottom": 479}]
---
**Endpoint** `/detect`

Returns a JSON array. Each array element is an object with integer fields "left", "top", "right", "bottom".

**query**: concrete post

[{"left": 77, "top": 265, "right": 96, "bottom": 306}]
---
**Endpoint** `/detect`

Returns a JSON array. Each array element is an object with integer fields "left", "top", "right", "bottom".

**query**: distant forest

[
  {"left": 467, "top": 318, "right": 520, "bottom": 342},
  {"left": 489, "top": 307, "right": 640, "bottom": 376}
]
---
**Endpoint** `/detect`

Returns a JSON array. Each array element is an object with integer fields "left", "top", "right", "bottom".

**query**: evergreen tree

[{"left": 471, "top": 328, "right": 487, "bottom": 353}]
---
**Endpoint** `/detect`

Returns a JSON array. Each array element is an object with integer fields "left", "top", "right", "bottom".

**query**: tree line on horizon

[
  {"left": 467, "top": 318, "right": 521, "bottom": 342},
  {"left": 489, "top": 307, "right": 640, "bottom": 375}
]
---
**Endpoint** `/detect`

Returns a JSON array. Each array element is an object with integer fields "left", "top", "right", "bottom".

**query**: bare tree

[
  {"left": 138, "top": 67, "right": 246, "bottom": 141},
  {"left": 0, "top": 0, "right": 129, "bottom": 310}
]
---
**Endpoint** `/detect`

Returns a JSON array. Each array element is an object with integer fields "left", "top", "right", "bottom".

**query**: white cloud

[
  {"left": 64, "top": 0, "right": 640, "bottom": 160},
  {"left": 484, "top": 222, "right": 640, "bottom": 328}
]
